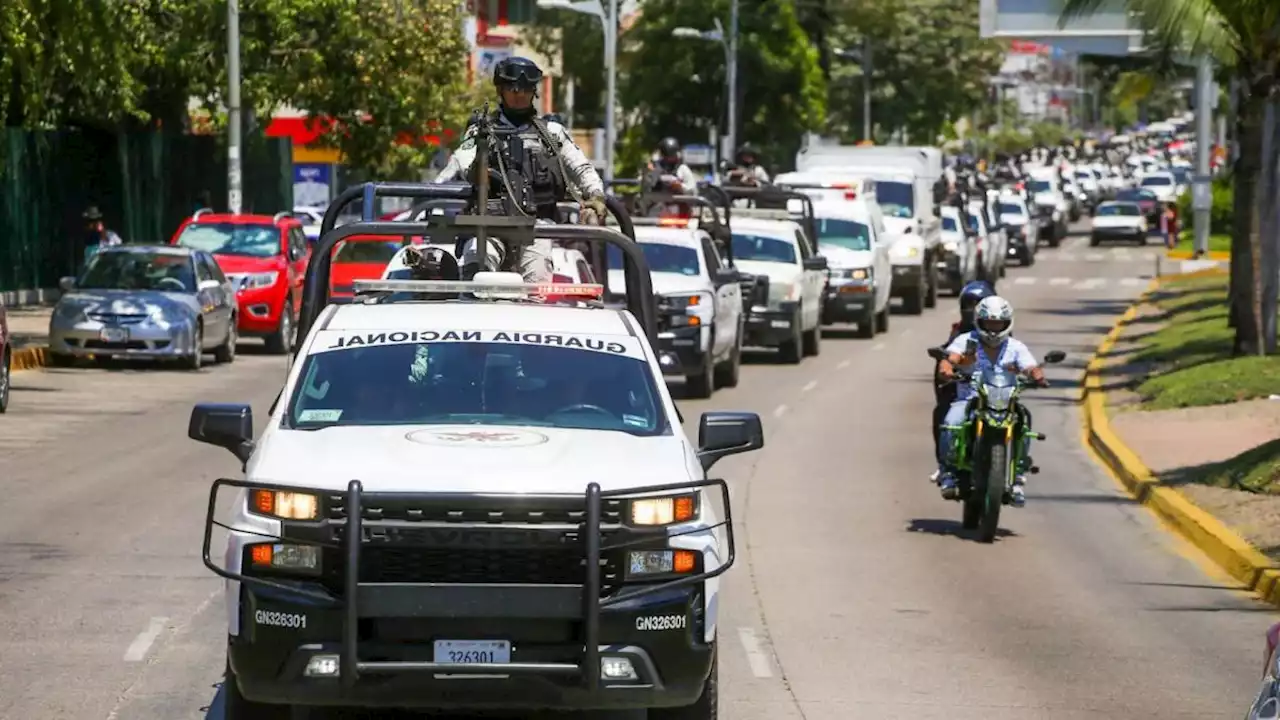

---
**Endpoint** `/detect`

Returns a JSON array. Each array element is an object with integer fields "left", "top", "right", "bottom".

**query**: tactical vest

[{"left": 479, "top": 115, "right": 567, "bottom": 218}]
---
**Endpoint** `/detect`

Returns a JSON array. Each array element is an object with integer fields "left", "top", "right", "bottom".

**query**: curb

[
  {"left": 1166, "top": 250, "right": 1230, "bottom": 261},
  {"left": 1080, "top": 269, "right": 1280, "bottom": 606},
  {"left": 10, "top": 345, "right": 48, "bottom": 371}
]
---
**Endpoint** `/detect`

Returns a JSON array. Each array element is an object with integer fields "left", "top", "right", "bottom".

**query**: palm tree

[{"left": 1062, "top": 0, "right": 1280, "bottom": 355}]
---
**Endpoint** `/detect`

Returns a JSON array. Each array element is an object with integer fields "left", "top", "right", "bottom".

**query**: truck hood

[
  {"left": 881, "top": 216, "right": 916, "bottom": 238},
  {"left": 732, "top": 260, "right": 801, "bottom": 285},
  {"left": 250, "top": 425, "right": 694, "bottom": 494},
  {"left": 606, "top": 269, "right": 708, "bottom": 297},
  {"left": 817, "top": 244, "right": 872, "bottom": 269}
]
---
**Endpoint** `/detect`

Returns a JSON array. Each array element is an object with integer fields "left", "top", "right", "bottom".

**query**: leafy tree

[
  {"left": 620, "top": 0, "right": 826, "bottom": 173},
  {"left": 522, "top": 9, "right": 606, "bottom": 129},
  {"left": 826, "top": 0, "right": 1005, "bottom": 144},
  {"left": 1063, "top": 0, "right": 1280, "bottom": 355}
]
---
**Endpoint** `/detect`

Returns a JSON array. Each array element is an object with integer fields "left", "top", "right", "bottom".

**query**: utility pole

[
  {"left": 862, "top": 37, "right": 872, "bottom": 142},
  {"left": 1192, "top": 55, "right": 1213, "bottom": 258},
  {"left": 603, "top": 0, "right": 617, "bottom": 182},
  {"left": 727, "top": 0, "right": 739, "bottom": 156},
  {"left": 227, "top": 0, "right": 243, "bottom": 214}
]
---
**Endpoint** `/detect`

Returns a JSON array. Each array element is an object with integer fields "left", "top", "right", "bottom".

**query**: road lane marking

[
  {"left": 1085, "top": 253, "right": 1105, "bottom": 262},
  {"left": 1013, "top": 276, "right": 1036, "bottom": 285},
  {"left": 123, "top": 616, "right": 169, "bottom": 662},
  {"left": 1050, "top": 277, "right": 1072, "bottom": 286},
  {"left": 737, "top": 627, "right": 774, "bottom": 678},
  {"left": 1120, "top": 277, "right": 1144, "bottom": 286},
  {"left": 871, "top": 342, "right": 885, "bottom": 351},
  {"left": 772, "top": 404, "right": 788, "bottom": 418},
  {"left": 1073, "top": 278, "right": 1106, "bottom": 290},
  {"left": 801, "top": 380, "right": 818, "bottom": 393},
  {"left": 898, "top": 328, "right": 912, "bottom": 337},
  {"left": 837, "top": 359, "right": 851, "bottom": 370}
]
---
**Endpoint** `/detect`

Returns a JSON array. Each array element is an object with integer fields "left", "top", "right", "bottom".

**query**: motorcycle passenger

[
  {"left": 931, "top": 280, "right": 996, "bottom": 480},
  {"left": 726, "top": 142, "right": 770, "bottom": 186},
  {"left": 646, "top": 137, "right": 700, "bottom": 193},
  {"left": 435, "top": 56, "right": 607, "bottom": 282},
  {"left": 935, "top": 296, "right": 1049, "bottom": 507}
]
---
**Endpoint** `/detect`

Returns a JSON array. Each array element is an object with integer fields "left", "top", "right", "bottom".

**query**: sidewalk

[
  {"left": 5, "top": 305, "right": 53, "bottom": 349},
  {"left": 1097, "top": 280, "right": 1280, "bottom": 561}
]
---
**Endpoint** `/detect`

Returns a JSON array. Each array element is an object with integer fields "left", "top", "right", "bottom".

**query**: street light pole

[
  {"left": 861, "top": 37, "right": 871, "bottom": 142},
  {"left": 227, "top": 0, "right": 243, "bottom": 214},
  {"left": 603, "top": 0, "right": 617, "bottom": 183},
  {"left": 1192, "top": 54, "right": 1213, "bottom": 258},
  {"left": 726, "top": 0, "right": 738, "bottom": 158}
]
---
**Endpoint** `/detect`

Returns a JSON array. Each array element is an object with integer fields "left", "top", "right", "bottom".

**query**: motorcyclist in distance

[
  {"left": 725, "top": 142, "right": 770, "bottom": 186},
  {"left": 434, "top": 56, "right": 607, "bottom": 283},
  {"left": 645, "top": 137, "right": 700, "bottom": 194},
  {"left": 935, "top": 295, "right": 1049, "bottom": 507},
  {"left": 930, "top": 280, "right": 995, "bottom": 484}
]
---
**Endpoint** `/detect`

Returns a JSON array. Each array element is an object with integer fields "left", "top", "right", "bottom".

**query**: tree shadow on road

[{"left": 905, "top": 518, "right": 1017, "bottom": 542}]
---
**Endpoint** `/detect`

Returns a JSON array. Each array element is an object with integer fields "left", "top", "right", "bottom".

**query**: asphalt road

[{"left": 0, "top": 229, "right": 1268, "bottom": 720}]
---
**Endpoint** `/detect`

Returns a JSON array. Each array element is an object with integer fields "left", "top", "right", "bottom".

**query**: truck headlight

[
  {"left": 943, "top": 240, "right": 958, "bottom": 253},
  {"left": 627, "top": 549, "right": 696, "bottom": 578},
  {"left": 891, "top": 244, "right": 920, "bottom": 260},
  {"left": 848, "top": 268, "right": 870, "bottom": 280},
  {"left": 629, "top": 493, "right": 698, "bottom": 525},
  {"left": 250, "top": 489, "right": 319, "bottom": 520}
]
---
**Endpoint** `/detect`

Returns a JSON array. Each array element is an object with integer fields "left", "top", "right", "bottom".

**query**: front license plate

[
  {"left": 99, "top": 328, "right": 129, "bottom": 343},
  {"left": 770, "top": 320, "right": 790, "bottom": 329},
  {"left": 434, "top": 640, "right": 511, "bottom": 665}
]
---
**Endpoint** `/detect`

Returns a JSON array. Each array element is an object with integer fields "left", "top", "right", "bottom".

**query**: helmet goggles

[
  {"left": 977, "top": 318, "right": 1010, "bottom": 335},
  {"left": 495, "top": 64, "right": 543, "bottom": 89}
]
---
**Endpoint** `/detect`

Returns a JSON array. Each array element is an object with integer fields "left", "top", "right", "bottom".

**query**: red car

[
  {"left": 170, "top": 211, "right": 310, "bottom": 354},
  {"left": 330, "top": 235, "right": 408, "bottom": 302}
]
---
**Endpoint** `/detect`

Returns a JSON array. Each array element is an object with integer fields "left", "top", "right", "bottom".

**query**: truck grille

[{"left": 320, "top": 494, "right": 626, "bottom": 596}]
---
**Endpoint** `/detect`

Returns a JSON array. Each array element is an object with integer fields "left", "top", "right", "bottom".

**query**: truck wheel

[
  {"left": 223, "top": 662, "right": 290, "bottom": 720},
  {"left": 923, "top": 263, "right": 938, "bottom": 309},
  {"left": 856, "top": 310, "right": 875, "bottom": 339},
  {"left": 901, "top": 287, "right": 924, "bottom": 315},
  {"left": 650, "top": 648, "right": 718, "bottom": 720},
  {"left": 875, "top": 305, "right": 890, "bottom": 334},
  {"left": 713, "top": 336, "right": 741, "bottom": 388},
  {"left": 778, "top": 313, "right": 803, "bottom": 364},
  {"left": 686, "top": 353, "right": 715, "bottom": 399},
  {"left": 802, "top": 321, "right": 821, "bottom": 357}
]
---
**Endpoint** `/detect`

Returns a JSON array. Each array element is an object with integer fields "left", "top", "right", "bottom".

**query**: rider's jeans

[
  {"left": 938, "top": 400, "right": 970, "bottom": 469},
  {"left": 461, "top": 221, "right": 554, "bottom": 283}
]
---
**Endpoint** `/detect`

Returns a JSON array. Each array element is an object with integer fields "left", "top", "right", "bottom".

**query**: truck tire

[
  {"left": 778, "top": 312, "right": 803, "bottom": 364},
  {"left": 901, "top": 285, "right": 924, "bottom": 315}
]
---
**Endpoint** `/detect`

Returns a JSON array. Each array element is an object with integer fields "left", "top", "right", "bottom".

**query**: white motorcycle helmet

[{"left": 974, "top": 296, "right": 1015, "bottom": 347}]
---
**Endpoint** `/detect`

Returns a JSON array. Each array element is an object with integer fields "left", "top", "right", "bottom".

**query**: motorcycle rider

[
  {"left": 646, "top": 137, "right": 700, "bottom": 193},
  {"left": 726, "top": 142, "right": 770, "bottom": 186},
  {"left": 931, "top": 280, "right": 996, "bottom": 481},
  {"left": 434, "top": 56, "right": 607, "bottom": 282},
  {"left": 935, "top": 295, "right": 1049, "bottom": 507}
]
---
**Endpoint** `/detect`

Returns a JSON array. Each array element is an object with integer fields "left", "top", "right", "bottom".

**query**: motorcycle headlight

[
  {"left": 983, "top": 385, "right": 1016, "bottom": 411},
  {"left": 629, "top": 494, "right": 698, "bottom": 526}
]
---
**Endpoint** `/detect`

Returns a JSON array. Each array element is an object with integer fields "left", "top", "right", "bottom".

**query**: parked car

[
  {"left": 170, "top": 210, "right": 310, "bottom": 354},
  {"left": 48, "top": 245, "right": 237, "bottom": 370},
  {"left": 1115, "top": 187, "right": 1162, "bottom": 227},
  {"left": 329, "top": 235, "right": 405, "bottom": 303},
  {"left": 0, "top": 303, "right": 9, "bottom": 412},
  {"left": 1090, "top": 201, "right": 1149, "bottom": 246}
]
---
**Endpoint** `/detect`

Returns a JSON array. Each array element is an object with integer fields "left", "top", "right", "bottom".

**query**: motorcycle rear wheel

[{"left": 979, "top": 443, "right": 1008, "bottom": 543}]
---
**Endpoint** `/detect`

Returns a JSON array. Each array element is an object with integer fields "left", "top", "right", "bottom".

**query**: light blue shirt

[{"left": 945, "top": 331, "right": 1038, "bottom": 401}]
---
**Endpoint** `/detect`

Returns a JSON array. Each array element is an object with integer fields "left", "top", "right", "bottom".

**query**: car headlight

[
  {"left": 250, "top": 489, "right": 319, "bottom": 520},
  {"left": 629, "top": 493, "right": 698, "bottom": 526},
  {"left": 240, "top": 271, "right": 279, "bottom": 291}
]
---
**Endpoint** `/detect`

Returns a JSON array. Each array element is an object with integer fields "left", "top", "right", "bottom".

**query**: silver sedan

[{"left": 48, "top": 245, "right": 238, "bottom": 370}]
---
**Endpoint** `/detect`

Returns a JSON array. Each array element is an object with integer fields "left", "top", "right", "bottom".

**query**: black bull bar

[{"left": 202, "top": 477, "right": 736, "bottom": 690}]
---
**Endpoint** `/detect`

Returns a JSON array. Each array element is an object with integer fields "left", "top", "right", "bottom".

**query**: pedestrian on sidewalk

[
  {"left": 82, "top": 206, "right": 123, "bottom": 268},
  {"left": 1167, "top": 205, "right": 1180, "bottom": 250},
  {"left": 1159, "top": 204, "right": 1175, "bottom": 250}
]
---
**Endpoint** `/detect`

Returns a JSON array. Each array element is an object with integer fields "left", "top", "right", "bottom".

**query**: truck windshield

[
  {"left": 814, "top": 218, "right": 870, "bottom": 251},
  {"left": 876, "top": 181, "right": 914, "bottom": 218},
  {"left": 941, "top": 216, "right": 959, "bottom": 232},
  {"left": 1028, "top": 180, "right": 1051, "bottom": 193},
  {"left": 731, "top": 234, "right": 797, "bottom": 263},
  {"left": 607, "top": 243, "right": 701, "bottom": 276},
  {"left": 289, "top": 332, "right": 667, "bottom": 436}
]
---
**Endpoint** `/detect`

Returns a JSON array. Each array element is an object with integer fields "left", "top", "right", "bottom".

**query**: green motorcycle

[{"left": 929, "top": 346, "right": 1066, "bottom": 542}]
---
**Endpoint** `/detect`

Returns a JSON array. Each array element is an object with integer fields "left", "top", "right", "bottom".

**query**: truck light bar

[{"left": 353, "top": 278, "right": 605, "bottom": 299}]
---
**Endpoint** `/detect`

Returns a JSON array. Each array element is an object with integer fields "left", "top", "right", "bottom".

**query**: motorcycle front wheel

[{"left": 978, "top": 443, "right": 1009, "bottom": 543}]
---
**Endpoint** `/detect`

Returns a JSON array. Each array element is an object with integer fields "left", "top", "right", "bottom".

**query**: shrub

[{"left": 1176, "top": 174, "right": 1234, "bottom": 236}]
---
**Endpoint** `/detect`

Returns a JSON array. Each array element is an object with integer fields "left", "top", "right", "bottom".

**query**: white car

[
  {"left": 191, "top": 270, "right": 764, "bottom": 719},
  {"left": 606, "top": 224, "right": 744, "bottom": 397},
  {"left": 809, "top": 199, "right": 893, "bottom": 338},
  {"left": 938, "top": 205, "right": 979, "bottom": 295},
  {"left": 289, "top": 206, "right": 325, "bottom": 243},
  {"left": 996, "top": 193, "right": 1038, "bottom": 267},
  {"left": 551, "top": 246, "right": 597, "bottom": 284},
  {"left": 1138, "top": 171, "right": 1179, "bottom": 203},
  {"left": 730, "top": 215, "right": 828, "bottom": 362},
  {"left": 1090, "top": 201, "right": 1149, "bottom": 246}
]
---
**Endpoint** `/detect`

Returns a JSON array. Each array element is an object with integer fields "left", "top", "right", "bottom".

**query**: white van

[{"left": 810, "top": 198, "right": 893, "bottom": 339}]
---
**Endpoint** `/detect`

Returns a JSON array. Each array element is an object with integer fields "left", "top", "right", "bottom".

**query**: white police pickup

[
  {"left": 189, "top": 272, "right": 764, "bottom": 720},
  {"left": 607, "top": 223, "right": 744, "bottom": 398}
]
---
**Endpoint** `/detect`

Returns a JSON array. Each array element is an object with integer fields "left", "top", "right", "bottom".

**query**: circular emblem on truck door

[{"left": 406, "top": 427, "right": 550, "bottom": 448}]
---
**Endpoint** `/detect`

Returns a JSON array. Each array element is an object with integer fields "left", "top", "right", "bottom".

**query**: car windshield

[
  {"left": 289, "top": 332, "right": 667, "bottom": 436},
  {"left": 1118, "top": 189, "right": 1156, "bottom": 202},
  {"left": 1172, "top": 167, "right": 1190, "bottom": 184},
  {"left": 1141, "top": 175, "right": 1173, "bottom": 187},
  {"left": 997, "top": 202, "right": 1025, "bottom": 216},
  {"left": 965, "top": 213, "right": 981, "bottom": 231},
  {"left": 335, "top": 238, "right": 403, "bottom": 264},
  {"left": 876, "top": 181, "right": 914, "bottom": 218},
  {"left": 176, "top": 223, "right": 281, "bottom": 258},
  {"left": 731, "top": 233, "right": 797, "bottom": 263},
  {"left": 78, "top": 251, "right": 197, "bottom": 292},
  {"left": 1028, "top": 180, "right": 1051, "bottom": 193},
  {"left": 607, "top": 242, "right": 701, "bottom": 276},
  {"left": 814, "top": 218, "right": 870, "bottom": 251},
  {"left": 1097, "top": 204, "right": 1140, "bottom": 217}
]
